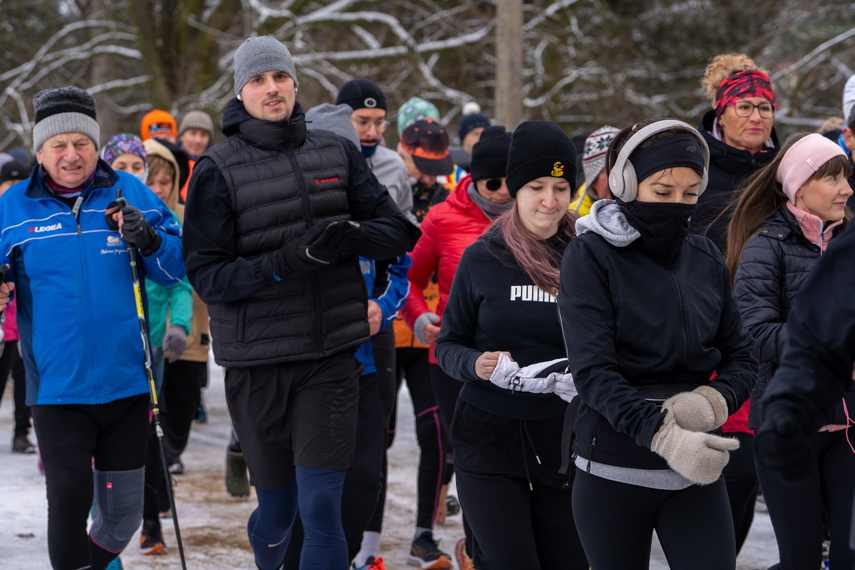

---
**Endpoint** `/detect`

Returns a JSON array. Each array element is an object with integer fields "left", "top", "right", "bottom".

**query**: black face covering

[{"left": 622, "top": 201, "right": 696, "bottom": 263}]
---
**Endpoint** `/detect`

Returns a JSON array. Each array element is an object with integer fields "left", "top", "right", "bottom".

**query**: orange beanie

[{"left": 141, "top": 110, "right": 177, "bottom": 141}]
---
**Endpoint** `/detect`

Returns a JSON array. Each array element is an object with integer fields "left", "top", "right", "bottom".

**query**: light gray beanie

[
  {"left": 233, "top": 36, "right": 299, "bottom": 96},
  {"left": 32, "top": 87, "right": 100, "bottom": 153},
  {"left": 178, "top": 110, "right": 214, "bottom": 137}
]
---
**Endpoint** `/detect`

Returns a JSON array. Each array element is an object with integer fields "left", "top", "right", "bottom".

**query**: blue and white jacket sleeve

[{"left": 372, "top": 254, "right": 412, "bottom": 333}]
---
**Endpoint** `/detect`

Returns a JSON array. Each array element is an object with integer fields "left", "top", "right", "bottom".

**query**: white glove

[{"left": 488, "top": 354, "right": 577, "bottom": 401}]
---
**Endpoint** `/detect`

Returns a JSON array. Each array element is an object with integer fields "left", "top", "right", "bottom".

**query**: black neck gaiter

[{"left": 622, "top": 201, "right": 696, "bottom": 263}]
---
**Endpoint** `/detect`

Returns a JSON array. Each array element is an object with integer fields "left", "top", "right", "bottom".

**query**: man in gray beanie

[
  {"left": 182, "top": 36, "right": 418, "bottom": 570},
  {"left": 0, "top": 85, "right": 184, "bottom": 569},
  {"left": 178, "top": 110, "right": 215, "bottom": 159}
]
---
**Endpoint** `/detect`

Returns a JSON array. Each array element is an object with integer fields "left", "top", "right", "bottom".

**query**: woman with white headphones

[{"left": 558, "top": 118, "right": 758, "bottom": 569}]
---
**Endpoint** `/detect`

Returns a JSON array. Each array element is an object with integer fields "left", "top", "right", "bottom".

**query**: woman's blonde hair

[{"left": 701, "top": 54, "right": 766, "bottom": 105}]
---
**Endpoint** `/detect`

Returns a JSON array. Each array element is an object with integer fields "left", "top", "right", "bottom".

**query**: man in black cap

[
  {"left": 182, "top": 36, "right": 417, "bottom": 570},
  {"left": 336, "top": 78, "right": 414, "bottom": 221},
  {"left": 397, "top": 118, "right": 454, "bottom": 222}
]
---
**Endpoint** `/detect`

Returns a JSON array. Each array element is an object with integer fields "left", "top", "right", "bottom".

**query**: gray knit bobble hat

[
  {"left": 32, "top": 87, "right": 100, "bottom": 153},
  {"left": 233, "top": 36, "right": 299, "bottom": 96},
  {"left": 178, "top": 111, "right": 214, "bottom": 137}
]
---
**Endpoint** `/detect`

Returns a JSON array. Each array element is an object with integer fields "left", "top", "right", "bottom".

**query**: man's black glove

[
  {"left": 755, "top": 399, "right": 816, "bottom": 483},
  {"left": 120, "top": 205, "right": 162, "bottom": 256},
  {"left": 265, "top": 220, "right": 361, "bottom": 280}
]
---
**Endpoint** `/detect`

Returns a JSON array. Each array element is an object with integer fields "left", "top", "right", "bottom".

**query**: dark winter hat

[
  {"left": 336, "top": 79, "right": 386, "bottom": 112},
  {"left": 178, "top": 111, "right": 214, "bottom": 137},
  {"left": 0, "top": 160, "right": 28, "bottom": 185},
  {"left": 505, "top": 121, "right": 577, "bottom": 198},
  {"left": 233, "top": 36, "right": 299, "bottom": 96},
  {"left": 400, "top": 119, "right": 454, "bottom": 176},
  {"left": 459, "top": 112, "right": 491, "bottom": 142},
  {"left": 469, "top": 125, "right": 512, "bottom": 183},
  {"left": 32, "top": 86, "right": 99, "bottom": 152}
]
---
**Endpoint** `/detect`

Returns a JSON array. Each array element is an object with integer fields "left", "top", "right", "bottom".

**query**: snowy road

[{"left": 0, "top": 360, "right": 778, "bottom": 569}]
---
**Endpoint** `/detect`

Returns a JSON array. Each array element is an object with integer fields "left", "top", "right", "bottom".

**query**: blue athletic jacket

[
  {"left": 356, "top": 254, "right": 411, "bottom": 375},
  {"left": 0, "top": 161, "right": 184, "bottom": 406}
]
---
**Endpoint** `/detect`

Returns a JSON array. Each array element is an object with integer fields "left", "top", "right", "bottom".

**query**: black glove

[
  {"left": 120, "top": 205, "right": 162, "bottom": 256},
  {"left": 755, "top": 399, "right": 816, "bottom": 483},
  {"left": 264, "top": 220, "right": 361, "bottom": 280},
  {"left": 104, "top": 201, "right": 120, "bottom": 230},
  {"left": 304, "top": 220, "right": 361, "bottom": 264}
]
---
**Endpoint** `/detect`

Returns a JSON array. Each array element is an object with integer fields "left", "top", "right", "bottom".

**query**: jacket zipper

[
  {"left": 668, "top": 267, "right": 689, "bottom": 367},
  {"left": 587, "top": 417, "right": 602, "bottom": 474},
  {"left": 285, "top": 153, "right": 324, "bottom": 349},
  {"left": 72, "top": 195, "right": 100, "bottom": 401}
]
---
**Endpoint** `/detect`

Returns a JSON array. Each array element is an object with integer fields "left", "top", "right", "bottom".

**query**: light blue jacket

[{"left": 0, "top": 161, "right": 184, "bottom": 405}]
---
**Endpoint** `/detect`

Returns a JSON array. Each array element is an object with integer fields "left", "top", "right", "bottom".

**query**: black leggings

[
  {"left": 756, "top": 428, "right": 855, "bottom": 570},
  {"left": 367, "top": 348, "right": 448, "bottom": 532},
  {"left": 722, "top": 431, "right": 759, "bottom": 554},
  {"left": 573, "top": 470, "right": 735, "bottom": 570},
  {"left": 31, "top": 395, "right": 149, "bottom": 570},
  {"left": 451, "top": 399, "right": 586, "bottom": 570},
  {"left": 0, "top": 340, "right": 31, "bottom": 435},
  {"left": 161, "top": 359, "right": 208, "bottom": 465}
]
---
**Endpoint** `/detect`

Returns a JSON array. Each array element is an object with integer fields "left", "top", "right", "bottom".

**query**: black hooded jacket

[
  {"left": 183, "top": 99, "right": 416, "bottom": 367},
  {"left": 690, "top": 110, "right": 780, "bottom": 253}
]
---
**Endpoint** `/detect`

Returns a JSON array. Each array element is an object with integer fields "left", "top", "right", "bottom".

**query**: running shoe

[
  {"left": 353, "top": 556, "right": 387, "bottom": 570},
  {"left": 408, "top": 531, "right": 452, "bottom": 569},
  {"left": 445, "top": 494, "right": 461, "bottom": 517},
  {"left": 12, "top": 432, "right": 35, "bottom": 454},
  {"left": 168, "top": 459, "right": 184, "bottom": 475},
  {"left": 106, "top": 557, "right": 123, "bottom": 569},
  {"left": 140, "top": 518, "right": 167, "bottom": 555},
  {"left": 455, "top": 538, "right": 475, "bottom": 570}
]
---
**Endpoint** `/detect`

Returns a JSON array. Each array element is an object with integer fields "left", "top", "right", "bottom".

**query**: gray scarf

[{"left": 467, "top": 182, "right": 512, "bottom": 220}]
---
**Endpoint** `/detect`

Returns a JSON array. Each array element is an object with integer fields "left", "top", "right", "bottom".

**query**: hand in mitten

[
  {"left": 162, "top": 325, "right": 188, "bottom": 362},
  {"left": 119, "top": 205, "right": 162, "bottom": 255},
  {"left": 755, "top": 399, "right": 815, "bottom": 483},
  {"left": 413, "top": 312, "right": 440, "bottom": 345},
  {"left": 662, "top": 385, "right": 728, "bottom": 432},
  {"left": 650, "top": 410, "right": 739, "bottom": 485}
]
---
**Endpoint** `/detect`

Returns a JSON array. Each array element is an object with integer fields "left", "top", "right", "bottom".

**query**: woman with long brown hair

[
  {"left": 435, "top": 121, "right": 587, "bottom": 570},
  {"left": 728, "top": 132, "right": 855, "bottom": 569}
]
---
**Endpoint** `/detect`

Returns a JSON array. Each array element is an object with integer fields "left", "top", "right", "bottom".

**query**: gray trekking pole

[{"left": 115, "top": 189, "right": 188, "bottom": 569}]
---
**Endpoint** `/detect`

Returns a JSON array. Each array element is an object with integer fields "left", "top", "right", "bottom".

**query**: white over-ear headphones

[{"left": 608, "top": 119, "right": 710, "bottom": 202}]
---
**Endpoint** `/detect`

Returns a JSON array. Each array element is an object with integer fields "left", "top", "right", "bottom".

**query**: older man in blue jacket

[{"left": 0, "top": 86, "right": 183, "bottom": 570}]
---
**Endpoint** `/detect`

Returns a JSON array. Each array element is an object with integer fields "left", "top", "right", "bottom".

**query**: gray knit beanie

[
  {"left": 233, "top": 36, "right": 299, "bottom": 96},
  {"left": 178, "top": 110, "right": 214, "bottom": 137},
  {"left": 32, "top": 87, "right": 100, "bottom": 152}
]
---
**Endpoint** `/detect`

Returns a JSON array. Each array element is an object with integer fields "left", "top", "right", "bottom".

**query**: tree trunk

[{"left": 495, "top": 0, "right": 523, "bottom": 130}]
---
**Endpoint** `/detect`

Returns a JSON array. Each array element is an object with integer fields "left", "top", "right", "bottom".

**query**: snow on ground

[{"left": 0, "top": 361, "right": 778, "bottom": 569}]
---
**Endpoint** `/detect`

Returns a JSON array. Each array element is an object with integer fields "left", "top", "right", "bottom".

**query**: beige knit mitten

[
  {"left": 651, "top": 410, "right": 739, "bottom": 485},
  {"left": 662, "top": 385, "right": 728, "bottom": 433}
]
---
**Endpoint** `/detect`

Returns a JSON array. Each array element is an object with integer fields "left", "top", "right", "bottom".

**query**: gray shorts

[{"left": 224, "top": 352, "right": 362, "bottom": 489}]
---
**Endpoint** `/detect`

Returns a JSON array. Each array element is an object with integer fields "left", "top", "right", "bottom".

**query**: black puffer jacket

[
  {"left": 733, "top": 205, "right": 853, "bottom": 429},
  {"left": 690, "top": 110, "right": 779, "bottom": 253},
  {"left": 560, "top": 231, "right": 757, "bottom": 470}
]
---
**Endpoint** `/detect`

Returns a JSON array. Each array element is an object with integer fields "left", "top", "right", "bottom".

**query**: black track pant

[
  {"left": 161, "top": 359, "right": 208, "bottom": 465},
  {"left": 573, "top": 469, "right": 736, "bottom": 570},
  {"left": 31, "top": 395, "right": 149, "bottom": 570},
  {"left": 284, "top": 373, "right": 386, "bottom": 567},
  {"left": 451, "top": 399, "right": 587, "bottom": 570},
  {"left": 722, "top": 431, "right": 758, "bottom": 554},
  {"left": 756, "top": 428, "right": 855, "bottom": 570},
  {"left": 368, "top": 348, "right": 447, "bottom": 532},
  {"left": 0, "top": 340, "right": 31, "bottom": 435}
]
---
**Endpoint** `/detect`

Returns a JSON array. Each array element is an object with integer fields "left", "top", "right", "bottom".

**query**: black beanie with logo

[{"left": 505, "top": 121, "right": 577, "bottom": 198}]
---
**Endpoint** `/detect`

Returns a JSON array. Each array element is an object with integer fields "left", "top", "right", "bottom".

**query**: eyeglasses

[
  {"left": 728, "top": 100, "right": 778, "bottom": 119},
  {"left": 353, "top": 118, "right": 387, "bottom": 132}
]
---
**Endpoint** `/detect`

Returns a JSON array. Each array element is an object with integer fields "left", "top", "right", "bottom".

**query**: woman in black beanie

[{"left": 435, "top": 120, "right": 588, "bottom": 570}]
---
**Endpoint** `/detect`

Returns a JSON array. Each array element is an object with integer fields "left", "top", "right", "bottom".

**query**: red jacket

[{"left": 402, "top": 174, "right": 493, "bottom": 363}]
